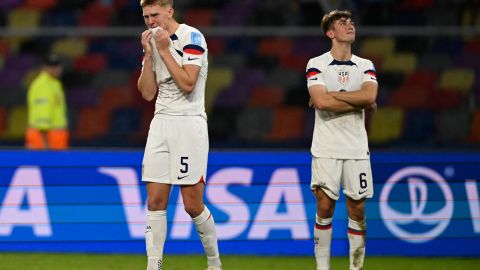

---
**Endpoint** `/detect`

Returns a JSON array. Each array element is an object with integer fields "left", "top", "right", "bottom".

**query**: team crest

[{"left": 338, "top": 71, "right": 349, "bottom": 85}]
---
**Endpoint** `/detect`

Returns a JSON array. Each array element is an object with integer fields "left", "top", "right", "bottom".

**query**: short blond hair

[
  {"left": 321, "top": 10, "right": 352, "bottom": 34},
  {"left": 140, "top": 0, "right": 173, "bottom": 8}
]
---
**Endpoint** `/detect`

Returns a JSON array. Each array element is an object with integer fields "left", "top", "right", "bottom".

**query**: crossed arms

[{"left": 308, "top": 81, "right": 377, "bottom": 113}]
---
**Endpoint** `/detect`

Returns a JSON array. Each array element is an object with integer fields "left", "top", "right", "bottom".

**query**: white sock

[
  {"left": 314, "top": 214, "right": 332, "bottom": 270},
  {"left": 146, "top": 210, "right": 167, "bottom": 270},
  {"left": 192, "top": 206, "right": 221, "bottom": 268},
  {"left": 348, "top": 217, "right": 366, "bottom": 270}
]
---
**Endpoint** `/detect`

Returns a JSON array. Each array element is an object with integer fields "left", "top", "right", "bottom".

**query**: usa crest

[
  {"left": 338, "top": 71, "right": 349, "bottom": 85},
  {"left": 338, "top": 71, "right": 348, "bottom": 85}
]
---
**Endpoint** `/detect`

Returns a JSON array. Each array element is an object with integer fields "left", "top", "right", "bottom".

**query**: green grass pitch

[{"left": 0, "top": 253, "right": 479, "bottom": 270}]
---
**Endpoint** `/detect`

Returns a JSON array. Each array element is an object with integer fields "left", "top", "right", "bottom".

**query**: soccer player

[
  {"left": 305, "top": 10, "right": 378, "bottom": 270},
  {"left": 137, "top": 1, "right": 221, "bottom": 269},
  {"left": 26, "top": 53, "right": 68, "bottom": 150}
]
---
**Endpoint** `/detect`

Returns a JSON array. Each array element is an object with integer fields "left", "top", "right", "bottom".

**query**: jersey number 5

[{"left": 180, "top": 156, "right": 189, "bottom": 173}]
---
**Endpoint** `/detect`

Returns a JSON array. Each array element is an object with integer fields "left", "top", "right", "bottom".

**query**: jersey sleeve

[
  {"left": 306, "top": 59, "right": 325, "bottom": 88},
  {"left": 362, "top": 60, "right": 378, "bottom": 84},
  {"left": 181, "top": 30, "right": 207, "bottom": 67}
]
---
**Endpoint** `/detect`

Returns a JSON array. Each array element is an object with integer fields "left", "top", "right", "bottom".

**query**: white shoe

[{"left": 205, "top": 267, "right": 222, "bottom": 270}]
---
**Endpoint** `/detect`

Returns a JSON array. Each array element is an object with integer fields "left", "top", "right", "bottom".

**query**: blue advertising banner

[{"left": 0, "top": 150, "right": 479, "bottom": 256}]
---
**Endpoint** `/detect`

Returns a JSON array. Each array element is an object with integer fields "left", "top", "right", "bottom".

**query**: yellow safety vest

[{"left": 27, "top": 71, "right": 67, "bottom": 130}]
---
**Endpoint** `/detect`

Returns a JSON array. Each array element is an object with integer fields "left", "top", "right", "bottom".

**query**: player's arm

[
  {"left": 329, "top": 81, "right": 377, "bottom": 106},
  {"left": 159, "top": 51, "right": 200, "bottom": 93},
  {"left": 331, "top": 62, "right": 378, "bottom": 107},
  {"left": 308, "top": 84, "right": 359, "bottom": 113},
  {"left": 154, "top": 29, "right": 201, "bottom": 93},
  {"left": 137, "top": 29, "right": 158, "bottom": 101}
]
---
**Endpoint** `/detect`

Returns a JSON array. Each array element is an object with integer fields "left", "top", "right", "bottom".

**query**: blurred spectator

[{"left": 25, "top": 53, "right": 69, "bottom": 150}]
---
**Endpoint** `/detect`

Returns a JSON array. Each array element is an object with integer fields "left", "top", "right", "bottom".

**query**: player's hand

[
  {"left": 308, "top": 98, "right": 315, "bottom": 108},
  {"left": 141, "top": 29, "right": 153, "bottom": 57},
  {"left": 153, "top": 28, "right": 170, "bottom": 54},
  {"left": 365, "top": 102, "right": 377, "bottom": 112}
]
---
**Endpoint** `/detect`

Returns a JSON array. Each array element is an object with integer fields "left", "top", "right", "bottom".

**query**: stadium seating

[
  {"left": 0, "top": 106, "right": 6, "bottom": 135},
  {"left": 248, "top": 86, "right": 285, "bottom": 108},
  {"left": 0, "top": 0, "right": 22, "bottom": 10},
  {"left": 7, "top": 8, "right": 41, "bottom": 28},
  {"left": 183, "top": 8, "right": 216, "bottom": 26},
  {"left": 359, "top": 37, "right": 395, "bottom": 64},
  {"left": 73, "top": 106, "right": 108, "bottom": 141},
  {"left": 236, "top": 107, "right": 273, "bottom": 141},
  {"left": 24, "top": 0, "right": 57, "bottom": 11},
  {"left": 92, "top": 69, "right": 130, "bottom": 91},
  {"left": 79, "top": 0, "right": 114, "bottom": 27},
  {"left": 74, "top": 53, "right": 108, "bottom": 74},
  {"left": 368, "top": 107, "right": 404, "bottom": 144},
  {"left": 52, "top": 38, "right": 87, "bottom": 59},
  {"left": 382, "top": 53, "right": 417, "bottom": 74},
  {"left": 0, "top": 0, "right": 479, "bottom": 149},
  {"left": 436, "top": 108, "right": 470, "bottom": 143},
  {"left": 467, "top": 110, "right": 480, "bottom": 142},
  {"left": 2, "top": 106, "right": 27, "bottom": 140},
  {"left": 267, "top": 106, "right": 305, "bottom": 142},
  {"left": 418, "top": 52, "right": 451, "bottom": 72},
  {"left": 389, "top": 84, "right": 432, "bottom": 110},
  {"left": 258, "top": 38, "right": 293, "bottom": 58},
  {"left": 67, "top": 86, "right": 100, "bottom": 108},
  {"left": 205, "top": 67, "right": 234, "bottom": 114},
  {"left": 108, "top": 107, "right": 141, "bottom": 138},
  {"left": 212, "top": 53, "right": 245, "bottom": 70},
  {"left": 439, "top": 68, "right": 475, "bottom": 94},
  {"left": 208, "top": 107, "right": 238, "bottom": 143},
  {"left": 401, "top": 109, "right": 435, "bottom": 143},
  {"left": 215, "top": 69, "right": 265, "bottom": 109}
]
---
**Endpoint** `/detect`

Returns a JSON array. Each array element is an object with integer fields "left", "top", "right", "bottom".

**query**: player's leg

[
  {"left": 175, "top": 116, "right": 221, "bottom": 269},
  {"left": 142, "top": 114, "right": 172, "bottom": 270},
  {"left": 181, "top": 183, "right": 221, "bottom": 269},
  {"left": 313, "top": 188, "right": 336, "bottom": 270},
  {"left": 146, "top": 183, "right": 171, "bottom": 270},
  {"left": 311, "top": 157, "right": 342, "bottom": 270},
  {"left": 343, "top": 159, "right": 373, "bottom": 270},
  {"left": 346, "top": 197, "right": 366, "bottom": 270}
]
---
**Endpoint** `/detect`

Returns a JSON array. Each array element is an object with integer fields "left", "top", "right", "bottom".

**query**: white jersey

[
  {"left": 148, "top": 24, "right": 208, "bottom": 119},
  {"left": 306, "top": 52, "right": 377, "bottom": 159}
]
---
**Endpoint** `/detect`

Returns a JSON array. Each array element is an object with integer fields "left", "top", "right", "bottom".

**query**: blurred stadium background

[
  {"left": 0, "top": 0, "right": 479, "bottom": 149},
  {"left": 0, "top": 0, "right": 480, "bottom": 269}
]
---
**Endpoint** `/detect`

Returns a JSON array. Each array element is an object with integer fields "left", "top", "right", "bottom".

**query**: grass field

[{"left": 0, "top": 253, "right": 479, "bottom": 270}]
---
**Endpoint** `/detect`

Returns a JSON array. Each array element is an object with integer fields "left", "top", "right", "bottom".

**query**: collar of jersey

[{"left": 329, "top": 59, "right": 357, "bottom": 66}]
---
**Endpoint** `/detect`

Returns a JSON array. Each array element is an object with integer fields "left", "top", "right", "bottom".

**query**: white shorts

[
  {"left": 311, "top": 157, "right": 373, "bottom": 201},
  {"left": 142, "top": 114, "right": 209, "bottom": 185}
]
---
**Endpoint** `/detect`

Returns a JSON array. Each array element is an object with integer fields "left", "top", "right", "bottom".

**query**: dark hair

[
  {"left": 321, "top": 10, "right": 352, "bottom": 35},
  {"left": 44, "top": 53, "right": 61, "bottom": 66},
  {"left": 140, "top": 0, "right": 173, "bottom": 8}
]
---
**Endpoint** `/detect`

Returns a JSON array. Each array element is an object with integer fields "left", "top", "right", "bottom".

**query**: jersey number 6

[{"left": 359, "top": 172, "right": 367, "bottom": 189}]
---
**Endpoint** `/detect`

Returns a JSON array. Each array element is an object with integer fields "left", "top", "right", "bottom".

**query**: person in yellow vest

[{"left": 26, "top": 53, "right": 69, "bottom": 150}]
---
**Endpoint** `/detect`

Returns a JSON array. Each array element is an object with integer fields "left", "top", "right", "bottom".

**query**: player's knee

[
  {"left": 184, "top": 204, "right": 203, "bottom": 218},
  {"left": 317, "top": 206, "right": 334, "bottom": 218},
  {"left": 349, "top": 212, "right": 365, "bottom": 222},
  {"left": 147, "top": 196, "right": 167, "bottom": 211},
  {"left": 316, "top": 202, "right": 334, "bottom": 217},
  {"left": 347, "top": 202, "right": 365, "bottom": 220}
]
